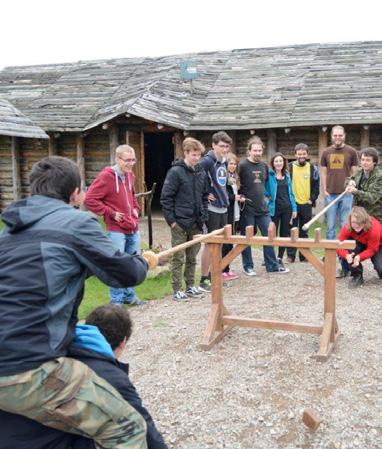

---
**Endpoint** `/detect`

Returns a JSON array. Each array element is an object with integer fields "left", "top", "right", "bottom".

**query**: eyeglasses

[{"left": 119, "top": 156, "right": 136, "bottom": 163}]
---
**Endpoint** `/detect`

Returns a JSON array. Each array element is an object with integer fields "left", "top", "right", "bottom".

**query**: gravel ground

[{"left": 125, "top": 217, "right": 382, "bottom": 449}]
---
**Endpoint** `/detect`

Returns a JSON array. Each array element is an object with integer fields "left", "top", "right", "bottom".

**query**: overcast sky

[{"left": 2, "top": 0, "right": 382, "bottom": 70}]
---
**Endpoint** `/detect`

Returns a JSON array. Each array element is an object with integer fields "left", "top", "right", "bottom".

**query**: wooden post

[
  {"left": 174, "top": 131, "right": 183, "bottom": 160},
  {"left": 318, "top": 127, "right": 328, "bottom": 162},
  {"left": 109, "top": 124, "right": 119, "bottom": 164},
  {"left": 11, "top": 137, "right": 21, "bottom": 201},
  {"left": 48, "top": 133, "right": 57, "bottom": 156},
  {"left": 230, "top": 130, "right": 237, "bottom": 154},
  {"left": 76, "top": 133, "right": 85, "bottom": 184},
  {"left": 126, "top": 130, "right": 145, "bottom": 211},
  {"left": 266, "top": 129, "right": 277, "bottom": 161},
  {"left": 360, "top": 126, "right": 370, "bottom": 150}
]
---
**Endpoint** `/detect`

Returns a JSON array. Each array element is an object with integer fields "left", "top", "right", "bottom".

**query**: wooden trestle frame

[{"left": 199, "top": 224, "right": 355, "bottom": 361}]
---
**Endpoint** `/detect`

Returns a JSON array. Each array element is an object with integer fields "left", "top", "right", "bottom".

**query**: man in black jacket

[
  {"left": 160, "top": 137, "right": 209, "bottom": 302},
  {"left": 0, "top": 305, "right": 168, "bottom": 449},
  {"left": 287, "top": 143, "right": 320, "bottom": 262}
]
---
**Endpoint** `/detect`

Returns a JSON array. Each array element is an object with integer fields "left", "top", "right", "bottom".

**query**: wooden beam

[
  {"left": 360, "top": 126, "right": 370, "bottom": 150},
  {"left": 222, "top": 316, "right": 323, "bottom": 334},
  {"left": 230, "top": 130, "right": 237, "bottom": 153},
  {"left": 11, "top": 137, "right": 21, "bottom": 201},
  {"left": 109, "top": 124, "right": 119, "bottom": 164},
  {"left": 76, "top": 133, "right": 85, "bottom": 183},
  {"left": 48, "top": 133, "right": 57, "bottom": 156},
  {"left": 318, "top": 127, "right": 328, "bottom": 161},
  {"left": 174, "top": 131, "right": 183, "bottom": 160},
  {"left": 266, "top": 129, "right": 277, "bottom": 160}
]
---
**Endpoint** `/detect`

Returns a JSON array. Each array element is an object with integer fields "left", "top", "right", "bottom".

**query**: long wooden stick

[
  {"left": 142, "top": 227, "right": 225, "bottom": 269},
  {"left": 302, "top": 191, "right": 348, "bottom": 231}
]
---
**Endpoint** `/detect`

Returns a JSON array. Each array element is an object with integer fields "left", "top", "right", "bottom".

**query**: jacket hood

[{"left": 1, "top": 195, "right": 72, "bottom": 234}]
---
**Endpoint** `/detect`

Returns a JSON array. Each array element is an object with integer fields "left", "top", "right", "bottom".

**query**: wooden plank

[
  {"left": 266, "top": 128, "right": 277, "bottom": 160},
  {"left": 48, "top": 133, "right": 57, "bottom": 156},
  {"left": 317, "top": 312, "right": 334, "bottom": 360},
  {"left": 221, "top": 244, "right": 247, "bottom": 272},
  {"left": 222, "top": 316, "right": 323, "bottom": 334}
]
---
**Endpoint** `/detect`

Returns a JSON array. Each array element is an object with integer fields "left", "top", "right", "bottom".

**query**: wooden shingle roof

[
  {"left": 0, "top": 99, "right": 49, "bottom": 139},
  {"left": 1, "top": 41, "right": 382, "bottom": 132}
]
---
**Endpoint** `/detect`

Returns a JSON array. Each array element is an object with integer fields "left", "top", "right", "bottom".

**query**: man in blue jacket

[
  {"left": 198, "top": 131, "right": 231, "bottom": 291},
  {"left": 0, "top": 156, "right": 148, "bottom": 449},
  {"left": 0, "top": 305, "right": 168, "bottom": 449}
]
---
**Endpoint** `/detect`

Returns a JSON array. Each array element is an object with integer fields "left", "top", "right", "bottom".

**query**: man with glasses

[
  {"left": 85, "top": 145, "right": 143, "bottom": 305},
  {"left": 198, "top": 131, "right": 231, "bottom": 291}
]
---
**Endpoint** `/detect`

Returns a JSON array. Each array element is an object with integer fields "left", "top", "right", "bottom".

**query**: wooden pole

[
  {"left": 48, "top": 133, "right": 57, "bottom": 156},
  {"left": 11, "top": 137, "right": 21, "bottom": 201},
  {"left": 360, "top": 126, "right": 370, "bottom": 150},
  {"left": 266, "top": 129, "right": 277, "bottom": 161},
  {"left": 76, "top": 133, "right": 85, "bottom": 184},
  {"left": 174, "top": 131, "right": 183, "bottom": 160},
  {"left": 302, "top": 190, "right": 348, "bottom": 231},
  {"left": 109, "top": 124, "right": 119, "bottom": 164}
]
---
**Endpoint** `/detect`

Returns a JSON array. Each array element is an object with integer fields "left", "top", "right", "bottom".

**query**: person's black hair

[
  {"left": 361, "top": 147, "right": 379, "bottom": 164},
  {"left": 30, "top": 156, "right": 81, "bottom": 204},
  {"left": 85, "top": 305, "right": 133, "bottom": 349}
]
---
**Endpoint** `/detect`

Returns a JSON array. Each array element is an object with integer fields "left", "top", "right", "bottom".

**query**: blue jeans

[
  {"left": 325, "top": 194, "right": 353, "bottom": 240},
  {"left": 108, "top": 231, "right": 140, "bottom": 304},
  {"left": 240, "top": 214, "right": 279, "bottom": 272}
]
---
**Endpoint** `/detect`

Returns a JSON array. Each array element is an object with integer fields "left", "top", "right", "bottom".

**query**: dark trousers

[
  {"left": 341, "top": 241, "right": 382, "bottom": 278},
  {"left": 287, "top": 203, "right": 312, "bottom": 261},
  {"left": 272, "top": 206, "right": 292, "bottom": 259}
]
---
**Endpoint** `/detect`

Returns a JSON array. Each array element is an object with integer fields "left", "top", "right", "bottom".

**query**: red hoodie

[
  {"left": 337, "top": 216, "right": 382, "bottom": 261},
  {"left": 85, "top": 166, "right": 139, "bottom": 233}
]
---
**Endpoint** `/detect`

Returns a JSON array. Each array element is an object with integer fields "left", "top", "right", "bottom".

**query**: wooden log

[
  {"left": 360, "top": 126, "right": 370, "bottom": 150},
  {"left": 109, "top": 124, "right": 119, "bottom": 164},
  {"left": 11, "top": 137, "right": 21, "bottom": 201},
  {"left": 266, "top": 128, "right": 277, "bottom": 160},
  {"left": 142, "top": 227, "right": 225, "bottom": 269},
  {"left": 76, "top": 133, "right": 85, "bottom": 183}
]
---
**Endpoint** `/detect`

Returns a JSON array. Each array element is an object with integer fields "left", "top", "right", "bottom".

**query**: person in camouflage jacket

[{"left": 345, "top": 147, "right": 382, "bottom": 222}]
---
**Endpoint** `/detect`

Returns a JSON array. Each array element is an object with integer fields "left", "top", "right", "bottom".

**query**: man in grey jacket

[{"left": 0, "top": 156, "right": 149, "bottom": 449}]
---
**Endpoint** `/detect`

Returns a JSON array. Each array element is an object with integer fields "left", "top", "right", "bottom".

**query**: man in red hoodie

[{"left": 85, "top": 145, "right": 143, "bottom": 305}]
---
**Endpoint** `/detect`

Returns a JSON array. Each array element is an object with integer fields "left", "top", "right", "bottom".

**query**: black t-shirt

[
  {"left": 275, "top": 177, "right": 290, "bottom": 211},
  {"left": 238, "top": 159, "right": 269, "bottom": 216}
]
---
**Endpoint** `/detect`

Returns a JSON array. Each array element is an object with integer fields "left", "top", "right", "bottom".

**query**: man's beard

[{"left": 297, "top": 159, "right": 307, "bottom": 166}]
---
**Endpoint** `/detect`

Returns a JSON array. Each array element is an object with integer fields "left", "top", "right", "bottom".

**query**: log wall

[{"left": 1, "top": 124, "right": 382, "bottom": 213}]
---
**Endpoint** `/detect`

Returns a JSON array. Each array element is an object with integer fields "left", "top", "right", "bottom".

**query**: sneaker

[
  {"left": 287, "top": 256, "right": 295, "bottom": 263},
  {"left": 336, "top": 268, "right": 349, "bottom": 279},
  {"left": 185, "top": 286, "right": 204, "bottom": 298},
  {"left": 123, "top": 297, "right": 144, "bottom": 306},
  {"left": 243, "top": 268, "right": 257, "bottom": 276},
  {"left": 222, "top": 272, "right": 239, "bottom": 281},
  {"left": 348, "top": 274, "right": 364, "bottom": 289},
  {"left": 173, "top": 290, "right": 189, "bottom": 302},
  {"left": 269, "top": 266, "right": 290, "bottom": 274},
  {"left": 199, "top": 279, "right": 212, "bottom": 292},
  {"left": 277, "top": 258, "right": 285, "bottom": 268}
]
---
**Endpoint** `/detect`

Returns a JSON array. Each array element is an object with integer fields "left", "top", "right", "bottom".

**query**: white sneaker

[
  {"left": 185, "top": 286, "right": 204, "bottom": 298},
  {"left": 243, "top": 268, "right": 257, "bottom": 276},
  {"left": 173, "top": 291, "right": 189, "bottom": 302}
]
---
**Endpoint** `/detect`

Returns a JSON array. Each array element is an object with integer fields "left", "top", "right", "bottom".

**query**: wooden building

[
  {"left": 0, "top": 99, "right": 48, "bottom": 210},
  {"left": 1, "top": 41, "right": 382, "bottom": 211}
]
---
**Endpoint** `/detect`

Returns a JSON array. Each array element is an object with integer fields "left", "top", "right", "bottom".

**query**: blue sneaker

[
  {"left": 243, "top": 267, "right": 257, "bottom": 276},
  {"left": 123, "top": 297, "right": 144, "bottom": 306}
]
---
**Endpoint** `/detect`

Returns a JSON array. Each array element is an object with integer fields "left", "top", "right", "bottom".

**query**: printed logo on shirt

[
  {"left": 329, "top": 153, "right": 345, "bottom": 169},
  {"left": 304, "top": 174, "right": 309, "bottom": 179},
  {"left": 217, "top": 166, "right": 227, "bottom": 187},
  {"left": 252, "top": 171, "right": 262, "bottom": 183}
]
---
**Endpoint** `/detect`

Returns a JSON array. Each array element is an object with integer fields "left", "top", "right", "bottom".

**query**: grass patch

[{"left": 79, "top": 270, "right": 172, "bottom": 320}]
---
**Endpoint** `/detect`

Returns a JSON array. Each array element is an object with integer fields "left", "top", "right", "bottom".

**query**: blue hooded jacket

[{"left": 265, "top": 169, "right": 297, "bottom": 217}]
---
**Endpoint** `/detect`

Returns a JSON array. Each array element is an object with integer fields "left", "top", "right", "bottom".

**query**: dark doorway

[{"left": 144, "top": 132, "right": 174, "bottom": 211}]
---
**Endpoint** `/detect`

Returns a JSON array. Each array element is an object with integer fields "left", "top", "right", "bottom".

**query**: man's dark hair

[
  {"left": 86, "top": 305, "right": 133, "bottom": 349},
  {"left": 30, "top": 156, "right": 81, "bottom": 204},
  {"left": 212, "top": 131, "right": 232, "bottom": 145},
  {"left": 294, "top": 143, "right": 309, "bottom": 153},
  {"left": 361, "top": 147, "right": 379, "bottom": 164}
]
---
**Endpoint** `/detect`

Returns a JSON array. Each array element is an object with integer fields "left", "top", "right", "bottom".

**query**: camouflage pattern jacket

[{"left": 346, "top": 166, "right": 382, "bottom": 222}]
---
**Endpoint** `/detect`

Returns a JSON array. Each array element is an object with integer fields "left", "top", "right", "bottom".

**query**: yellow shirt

[{"left": 292, "top": 162, "right": 311, "bottom": 204}]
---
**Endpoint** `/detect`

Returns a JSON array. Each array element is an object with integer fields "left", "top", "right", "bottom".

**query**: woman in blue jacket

[{"left": 265, "top": 152, "right": 297, "bottom": 264}]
